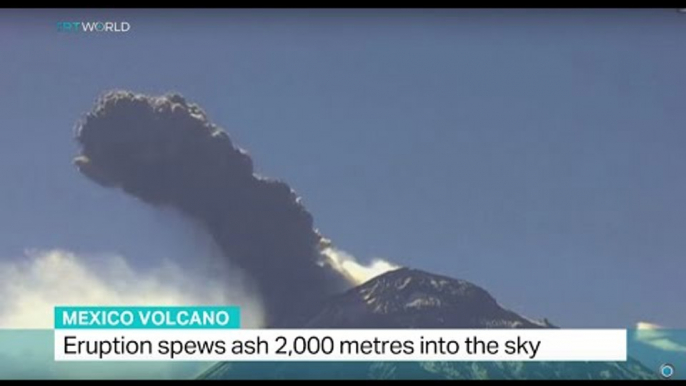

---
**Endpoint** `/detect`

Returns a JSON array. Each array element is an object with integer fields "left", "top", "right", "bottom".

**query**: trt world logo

[{"left": 57, "top": 21, "right": 131, "bottom": 33}]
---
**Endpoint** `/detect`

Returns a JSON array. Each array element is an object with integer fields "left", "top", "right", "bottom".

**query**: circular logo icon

[{"left": 660, "top": 363, "right": 675, "bottom": 379}]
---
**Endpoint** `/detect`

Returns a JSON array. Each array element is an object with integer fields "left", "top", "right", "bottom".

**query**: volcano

[
  {"left": 198, "top": 268, "right": 657, "bottom": 380},
  {"left": 71, "top": 91, "right": 658, "bottom": 380},
  {"left": 303, "top": 267, "right": 553, "bottom": 329}
]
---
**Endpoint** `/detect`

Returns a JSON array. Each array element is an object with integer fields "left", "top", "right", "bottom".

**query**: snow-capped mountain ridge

[
  {"left": 305, "top": 267, "right": 552, "bottom": 329},
  {"left": 200, "top": 267, "right": 657, "bottom": 380}
]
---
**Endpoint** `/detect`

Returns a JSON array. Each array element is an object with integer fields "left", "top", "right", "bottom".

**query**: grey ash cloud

[{"left": 73, "top": 90, "right": 352, "bottom": 327}]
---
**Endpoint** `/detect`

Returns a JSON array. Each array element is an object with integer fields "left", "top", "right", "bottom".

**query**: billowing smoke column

[{"left": 73, "top": 90, "right": 352, "bottom": 327}]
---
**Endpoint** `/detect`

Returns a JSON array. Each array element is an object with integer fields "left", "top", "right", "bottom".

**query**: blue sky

[{"left": 0, "top": 9, "right": 684, "bottom": 328}]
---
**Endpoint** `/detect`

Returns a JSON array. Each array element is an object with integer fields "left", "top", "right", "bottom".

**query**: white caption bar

[{"left": 54, "top": 329, "right": 627, "bottom": 362}]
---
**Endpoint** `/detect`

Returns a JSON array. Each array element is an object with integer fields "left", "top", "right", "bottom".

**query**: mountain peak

[
  {"left": 203, "top": 266, "right": 655, "bottom": 380},
  {"left": 304, "top": 267, "right": 552, "bottom": 329}
]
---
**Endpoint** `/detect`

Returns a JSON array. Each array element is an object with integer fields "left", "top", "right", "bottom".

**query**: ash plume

[{"left": 73, "top": 90, "right": 362, "bottom": 327}]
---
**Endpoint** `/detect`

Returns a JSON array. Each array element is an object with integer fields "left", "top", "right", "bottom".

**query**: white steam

[
  {"left": 322, "top": 247, "right": 400, "bottom": 286},
  {"left": 0, "top": 249, "right": 265, "bottom": 329}
]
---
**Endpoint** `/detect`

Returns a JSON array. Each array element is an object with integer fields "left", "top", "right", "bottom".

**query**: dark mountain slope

[
  {"left": 305, "top": 267, "right": 552, "bottom": 329},
  {"left": 199, "top": 268, "right": 656, "bottom": 380}
]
